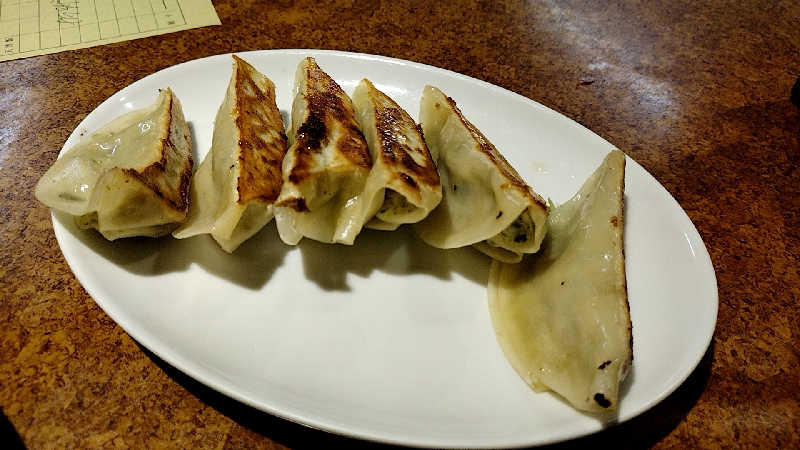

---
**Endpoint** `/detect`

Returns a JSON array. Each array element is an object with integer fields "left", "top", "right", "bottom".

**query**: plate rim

[{"left": 51, "top": 48, "right": 718, "bottom": 448}]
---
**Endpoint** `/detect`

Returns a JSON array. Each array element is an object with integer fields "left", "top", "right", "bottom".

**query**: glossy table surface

[{"left": 1, "top": 1, "right": 798, "bottom": 448}]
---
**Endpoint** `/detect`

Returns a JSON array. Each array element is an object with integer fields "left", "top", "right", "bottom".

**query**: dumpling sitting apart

[
  {"left": 34, "top": 88, "right": 193, "bottom": 240},
  {"left": 274, "top": 57, "right": 374, "bottom": 245},
  {"left": 488, "top": 150, "right": 631, "bottom": 413},
  {"left": 351, "top": 79, "right": 442, "bottom": 231},
  {"left": 414, "top": 86, "right": 548, "bottom": 263},
  {"left": 173, "top": 55, "right": 287, "bottom": 252}
]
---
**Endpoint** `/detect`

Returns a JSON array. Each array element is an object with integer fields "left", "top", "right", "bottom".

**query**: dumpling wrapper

[
  {"left": 173, "top": 55, "right": 287, "bottom": 252},
  {"left": 488, "top": 149, "right": 631, "bottom": 412},
  {"left": 34, "top": 88, "right": 192, "bottom": 240},
  {"left": 414, "top": 86, "right": 548, "bottom": 263},
  {"left": 352, "top": 79, "right": 442, "bottom": 231},
  {"left": 274, "top": 57, "right": 374, "bottom": 245}
]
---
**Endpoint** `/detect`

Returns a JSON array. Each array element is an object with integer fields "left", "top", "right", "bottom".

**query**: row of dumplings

[
  {"left": 35, "top": 54, "right": 633, "bottom": 413},
  {"left": 36, "top": 55, "right": 548, "bottom": 262}
]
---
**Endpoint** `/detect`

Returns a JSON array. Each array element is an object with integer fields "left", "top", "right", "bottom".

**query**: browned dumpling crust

[
  {"left": 173, "top": 55, "right": 287, "bottom": 252},
  {"left": 274, "top": 57, "right": 375, "bottom": 245},
  {"left": 233, "top": 55, "right": 288, "bottom": 204},
  {"left": 352, "top": 79, "right": 442, "bottom": 231},
  {"left": 35, "top": 88, "right": 193, "bottom": 240}
]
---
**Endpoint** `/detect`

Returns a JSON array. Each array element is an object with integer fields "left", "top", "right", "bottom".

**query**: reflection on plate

[{"left": 52, "top": 50, "right": 717, "bottom": 448}]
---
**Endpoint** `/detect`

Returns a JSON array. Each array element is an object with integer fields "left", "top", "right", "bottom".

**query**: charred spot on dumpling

[
  {"left": 400, "top": 173, "right": 418, "bottom": 188},
  {"left": 496, "top": 211, "right": 503, "bottom": 219},
  {"left": 277, "top": 197, "right": 309, "bottom": 213},
  {"left": 593, "top": 393, "right": 612, "bottom": 408},
  {"left": 296, "top": 114, "right": 327, "bottom": 151},
  {"left": 598, "top": 360, "right": 612, "bottom": 369},
  {"left": 294, "top": 197, "right": 309, "bottom": 212},
  {"left": 289, "top": 94, "right": 345, "bottom": 186},
  {"left": 610, "top": 215, "right": 619, "bottom": 227},
  {"left": 300, "top": 58, "right": 370, "bottom": 170}
]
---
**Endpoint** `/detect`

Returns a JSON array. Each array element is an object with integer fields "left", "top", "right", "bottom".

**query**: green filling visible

[
  {"left": 486, "top": 210, "right": 535, "bottom": 249},
  {"left": 377, "top": 189, "right": 417, "bottom": 219}
]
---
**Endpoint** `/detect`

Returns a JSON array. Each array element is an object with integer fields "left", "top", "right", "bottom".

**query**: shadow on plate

[
  {"left": 54, "top": 211, "right": 290, "bottom": 290},
  {"left": 56, "top": 211, "right": 490, "bottom": 292},
  {"left": 298, "top": 225, "right": 490, "bottom": 291},
  {"left": 139, "top": 340, "right": 714, "bottom": 449}
]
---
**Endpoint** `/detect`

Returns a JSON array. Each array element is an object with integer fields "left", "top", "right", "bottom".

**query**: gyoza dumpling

[
  {"left": 173, "top": 55, "right": 287, "bottom": 252},
  {"left": 414, "top": 86, "right": 548, "bottom": 263},
  {"left": 488, "top": 150, "right": 631, "bottom": 412},
  {"left": 352, "top": 79, "right": 442, "bottom": 231},
  {"left": 274, "top": 57, "right": 374, "bottom": 245},
  {"left": 34, "top": 89, "right": 192, "bottom": 240}
]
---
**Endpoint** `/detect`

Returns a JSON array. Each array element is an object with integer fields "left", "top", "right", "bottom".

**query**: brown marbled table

[{"left": 2, "top": 1, "right": 798, "bottom": 448}]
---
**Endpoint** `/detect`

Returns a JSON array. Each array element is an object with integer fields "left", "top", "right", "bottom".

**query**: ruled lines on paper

[{"left": 0, "top": 0, "right": 219, "bottom": 61}]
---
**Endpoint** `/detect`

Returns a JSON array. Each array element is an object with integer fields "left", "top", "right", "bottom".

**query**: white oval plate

[{"left": 52, "top": 50, "right": 717, "bottom": 448}]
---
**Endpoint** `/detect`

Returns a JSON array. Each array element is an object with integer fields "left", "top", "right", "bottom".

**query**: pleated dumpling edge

[
  {"left": 352, "top": 78, "right": 442, "bottom": 231},
  {"left": 488, "top": 149, "right": 631, "bottom": 412},
  {"left": 35, "top": 88, "right": 193, "bottom": 240},
  {"left": 173, "top": 55, "right": 287, "bottom": 253},
  {"left": 273, "top": 57, "right": 375, "bottom": 245},
  {"left": 414, "top": 85, "right": 548, "bottom": 263}
]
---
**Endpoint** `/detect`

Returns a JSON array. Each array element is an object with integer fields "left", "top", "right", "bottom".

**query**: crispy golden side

[
  {"left": 364, "top": 79, "right": 440, "bottom": 194},
  {"left": 437, "top": 95, "right": 546, "bottom": 210},
  {"left": 231, "top": 55, "right": 287, "bottom": 204},
  {"left": 287, "top": 57, "right": 370, "bottom": 187},
  {"left": 125, "top": 89, "right": 193, "bottom": 212}
]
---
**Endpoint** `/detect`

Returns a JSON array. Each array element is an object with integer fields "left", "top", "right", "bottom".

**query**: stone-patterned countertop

[{"left": 2, "top": 1, "right": 798, "bottom": 448}]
